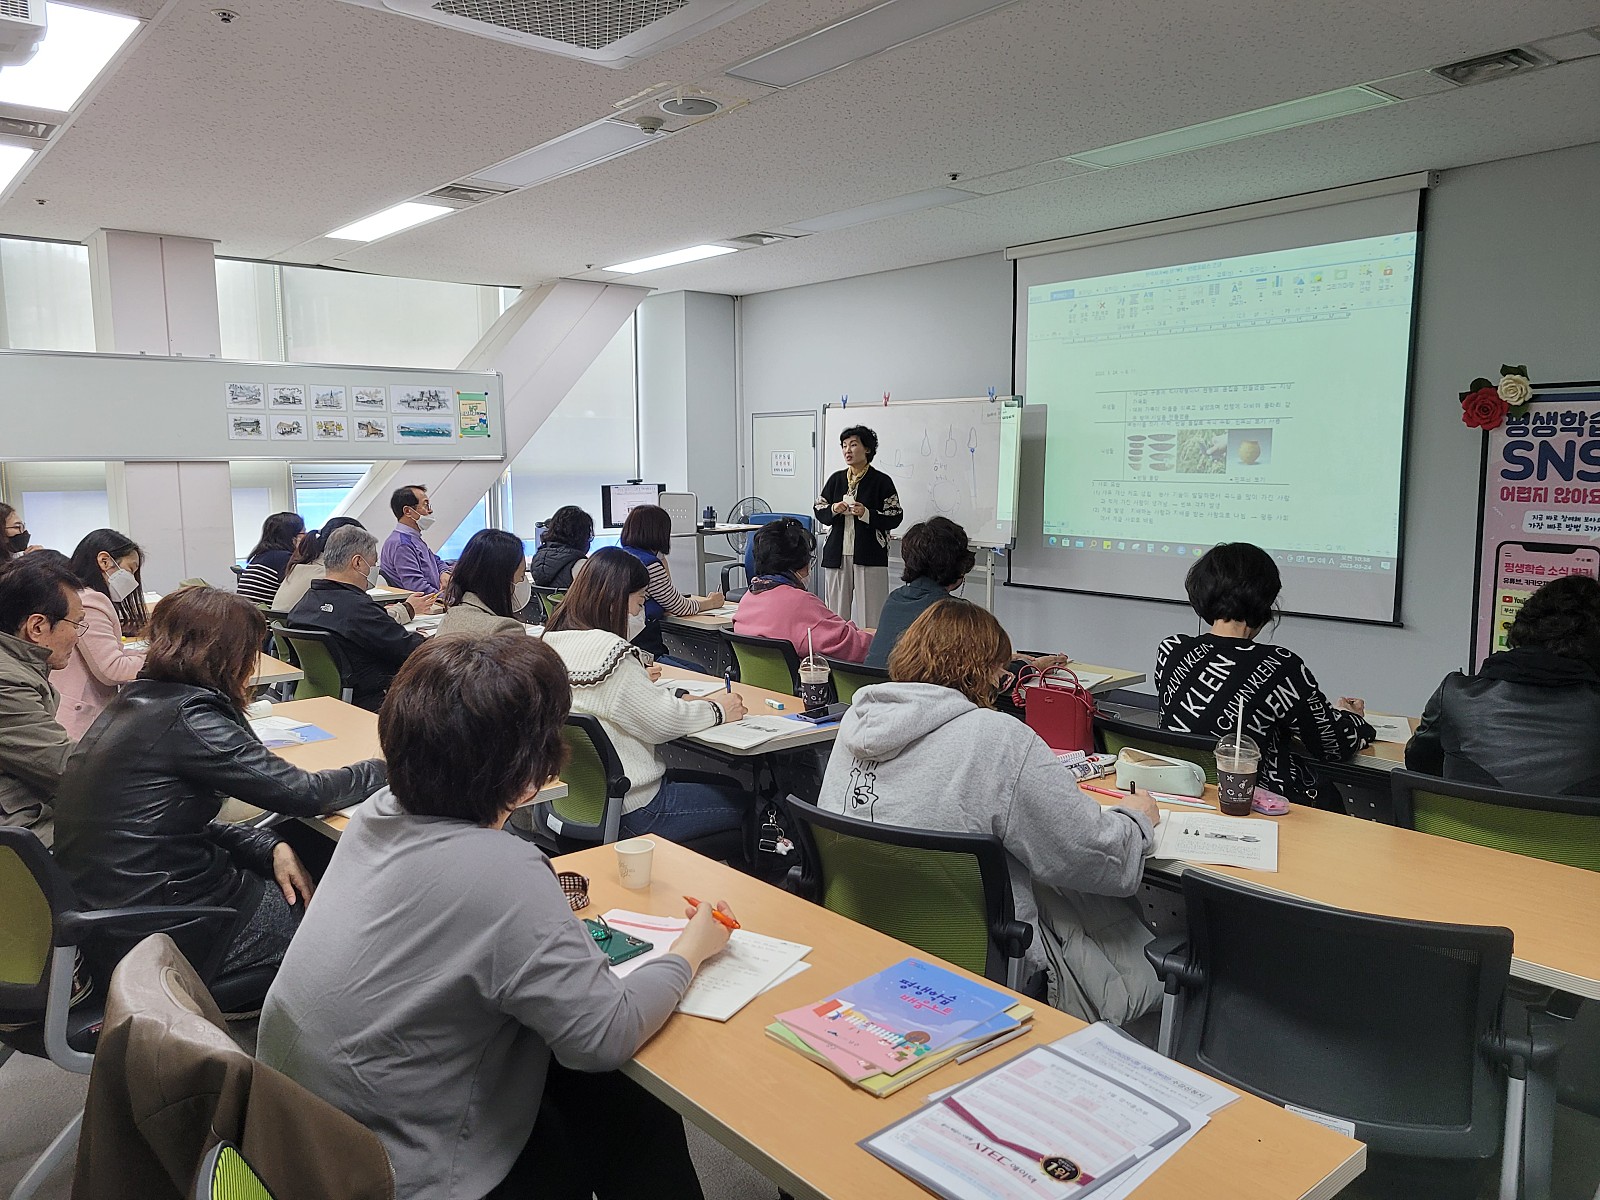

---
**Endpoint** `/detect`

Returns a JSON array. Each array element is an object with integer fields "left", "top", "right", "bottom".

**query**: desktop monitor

[{"left": 601, "top": 482, "right": 666, "bottom": 529}]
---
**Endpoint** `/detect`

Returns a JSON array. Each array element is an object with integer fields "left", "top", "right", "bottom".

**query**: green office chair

[
  {"left": 194, "top": 1141, "right": 278, "bottom": 1200},
  {"left": 1390, "top": 769, "right": 1600, "bottom": 872},
  {"left": 721, "top": 630, "right": 802, "bottom": 695},
  {"left": 1094, "top": 711, "right": 1218, "bottom": 784},
  {"left": 782, "top": 797, "right": 1032, "bottom": 988},
  {"left": 271, "top": 624, "right": 354, "bottom": 703},
  {"left": 533, "top": 587, "right": 565, "bottom": 623},
  {"left": 0, "top": 829, "right": 236, "bottom": 1200},
  {"left": 825, "top": 656, "right": 887, "bottom": 705}
]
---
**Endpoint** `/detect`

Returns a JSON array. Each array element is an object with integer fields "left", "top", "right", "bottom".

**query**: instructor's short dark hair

[
  {"left": 839, "top": 425, "right": 878, "bottom": 461},
  {"left": 753, "top": 517, "right": 816, "bottom": 578},
  {"left": 381, "top": 634, "right": 570, "bottom": 824},
  {"left": 1508, "top": 574, "right": 1600, "bottom": 672},
  {"left": 1184, "top": 542, "right": 1280, "bottom": 630},
  {"left": 900, "top": 517, "right": 975, "bottom": 586}
]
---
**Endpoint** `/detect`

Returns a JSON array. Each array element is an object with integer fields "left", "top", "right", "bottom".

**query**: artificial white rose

[{"left": 1499, "top": 374, "right": 1533, "bottom": 405}]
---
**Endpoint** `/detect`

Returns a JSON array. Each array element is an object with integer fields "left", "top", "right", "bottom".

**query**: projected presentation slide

[{"left": 1022, "top": 229, "right": 1417, "bottom": 622}]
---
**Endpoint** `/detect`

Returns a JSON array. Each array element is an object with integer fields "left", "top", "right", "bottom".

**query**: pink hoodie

[{"left": 733, "top": 581, "right": 873, "bottom": 663}]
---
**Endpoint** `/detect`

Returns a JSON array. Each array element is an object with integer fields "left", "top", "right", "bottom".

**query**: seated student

[
  {"left": 259, "top": 633, "right": 733, "bottom": 1200},
  {"left": 52, "top": 587, "right": 384, "bottom": 992},
  {"left": 529, "top": 504, "right": 594, "bottom": 588},
  {"left": 543, "top": 548, "right": 748, "bottom": 842},
  {"left": 54, "top": 529, "right": 150, "bottom": 740},
  {"left": 380, "top": 483, "right": 451, "bottom": 594},
  {"left": 1156, "top": 542, "right": 1373, "bottom": 809},
  {"left": 437, "top": 528, "right": 531, "bottom": 638},
  {"left": 733, "top": 517, "right": 873, "bottom": 663},
  {"left": 288, "top": 525, "right": 426, "bottom": 711},
  {"left": 236, "top": 512, "right": 305, "bottom": 605},
  {"left": 618, "top": 504, "right": 724, "bottom": 658},
  {"left": 0, "top": 553, "right": 82, "bottom": 846},
  {"left": 818, "top": 600, "right": 1161, "bottom": 1022},
  {"left": 272, "top": 516, "right": 422, "bottom": 621},
  {"left": 1410, "top": 574, "right": 1600, "bottom": 794},
  {"left": 1, "top": 502, "right": 33, "bottom": 564}
]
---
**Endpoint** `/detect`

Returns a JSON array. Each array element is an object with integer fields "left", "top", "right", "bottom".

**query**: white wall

[
  {"left": 738, "top": 142, "right": 1600, "bottom": 714},
  {"left": 640, "top": 290, "right": 739, "bottom": 517}
]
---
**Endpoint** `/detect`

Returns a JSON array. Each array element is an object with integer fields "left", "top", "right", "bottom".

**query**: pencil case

[{"left": 1113, "top": 748, "right": 1207, "bottom": 797}]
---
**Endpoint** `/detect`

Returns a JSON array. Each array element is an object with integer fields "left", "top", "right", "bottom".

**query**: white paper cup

[{"left": 616, "top": 838, "right": 656, "bottom": 889}]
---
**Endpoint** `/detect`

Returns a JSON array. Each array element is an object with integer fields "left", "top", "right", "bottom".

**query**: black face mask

[{"left": 6, "top": 531, "right": 28, "bottom": 553}]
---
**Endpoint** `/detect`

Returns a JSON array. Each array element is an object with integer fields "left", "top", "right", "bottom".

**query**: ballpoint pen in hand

[
  {"left": 683, "top": 896, "right": 740, "bottom": 930},
  {"left": 723, "top": 669, "right": 733, "bottom": 693}
]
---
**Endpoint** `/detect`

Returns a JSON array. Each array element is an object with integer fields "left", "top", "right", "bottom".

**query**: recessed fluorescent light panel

[
  {"left": 0, "top": 143, "right": 35, "bottom": 191},
  {"left": 472, "top": 119, "right": 662, "bottom": 190},
  {"left": 605, "top": 244, "right": 739, "bottom": 274},
  {"left": 1064, "top": 86, "right": 1394, "bottom": 169},
  {"left": 325, "top": 201, "right": 451, "bottom": 242},
  {"left": 727, "top": 0, "right": 1019, "bottom": 88},
  {"left": 0, "top": 2, "right": 139, "bottom": 114},
  {"left": 787, "top": 186, "right": 973, "bottom": 233}
]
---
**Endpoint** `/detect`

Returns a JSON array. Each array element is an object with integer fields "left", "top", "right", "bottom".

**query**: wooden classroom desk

[
  {"left": 252, "top": 652, "right": 303, "bottom": 689},
  {"left": 658, "top": 665, "right": 840, "bottom": 755},
  {"left": 368, "top": 585, "right": 413, "bottom": 604},
  {"left": 1057, "top": 661, "right": 1145, "bottom": 695},
  {"left": 263, "top": 696, "right": 567, "bottom": 839},
  {"left": 664, "top": 607, "right": 736, "bottom": 632},
  {"left": 555, "top": 838, "right": 1365, "bottom": 1200},
  {"left": 1113, "top": 787, "right": 1600, "bottom": 1000}
]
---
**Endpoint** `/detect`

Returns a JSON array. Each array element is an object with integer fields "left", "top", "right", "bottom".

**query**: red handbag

[{"left": 1020, "top": 666, "right": 1096, "bottom": 753}]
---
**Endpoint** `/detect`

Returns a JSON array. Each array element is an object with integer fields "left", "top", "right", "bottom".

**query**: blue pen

[{"left": 723, "top": 669, "right": 732, "bottom": 693}]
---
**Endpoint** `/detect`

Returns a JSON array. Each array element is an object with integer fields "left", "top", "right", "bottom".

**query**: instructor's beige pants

[{"left": 825, "top": 555, "right": 890, "bottom": 629}]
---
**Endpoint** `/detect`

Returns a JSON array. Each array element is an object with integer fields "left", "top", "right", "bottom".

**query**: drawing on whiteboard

[
  {"left": 312, "top": 386, "right": 346, "bottom": 410},
  {"left": 944, "top": 424, "right": 958, "bottom": 457},
  {"left": 228, "top": 414, "right": 265, "bottom": 440},
  {"left": 356, "top": 417, "right": 389, "bottom": 441},
  {"left": 920, "top": 430, "right": 932, "bottom": 456},
  {"left": 353, "top": 387, "right": 387, "bottom": 411},
  {"left": 313, "top": 418, "right": 348, "bottom": 441},
  {"left": 392, "top": 386, "right": 452, "bottom": 412},
  {"left": 269, "top": 385, "right": 306, "bottom": 409},
  {"left": 227, "top": 382, "right": 264, "bottom": 408},
  {"left": 269, "top": 418, "right": 306, "bottom": 440}
]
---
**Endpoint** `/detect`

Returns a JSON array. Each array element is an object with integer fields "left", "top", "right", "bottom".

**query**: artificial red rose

[{"left": 1461, "top": 386, "right": 1508, "bottom": 430}]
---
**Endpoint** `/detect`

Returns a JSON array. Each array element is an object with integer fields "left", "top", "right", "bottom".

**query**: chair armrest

[
  {"left": 56, "top": 905, "right": 236, "bottom": 947},
  {"left": 991, "top": 919, "right": 1033, "bottom": 961},
  {"left": 720, "top": 565, "right": 738, "bottom": 592},
  {"left": 1144, "top": 933, "right": 1199, "bottom": 992}
]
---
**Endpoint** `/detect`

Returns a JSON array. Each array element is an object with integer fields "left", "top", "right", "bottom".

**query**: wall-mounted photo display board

[{"left": 0, "top": 348, "right": 505, "bottom": 461}]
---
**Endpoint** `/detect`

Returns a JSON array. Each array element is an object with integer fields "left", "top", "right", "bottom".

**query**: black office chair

[
  {"left": 1093, "top": 710, "right": 1218, "bottom": 783},
  {"left": 1145, "top": 870, "right": 1558, "bottom": 1200},
  {"left": 721, "top": 629, "right": 803, "bottom": 695},
  {"left": 782, "top": 797, "right": 1032, "bottom": 989}
]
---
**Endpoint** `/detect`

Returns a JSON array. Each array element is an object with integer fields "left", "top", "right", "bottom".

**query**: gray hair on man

[{"left": 324, "top": 524, "right": 378, "bottom": 572}]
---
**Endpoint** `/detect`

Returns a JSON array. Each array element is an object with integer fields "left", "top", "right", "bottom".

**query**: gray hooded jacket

[{"left": 818, "top": 683, "right": 1158, "bottom": 1019}]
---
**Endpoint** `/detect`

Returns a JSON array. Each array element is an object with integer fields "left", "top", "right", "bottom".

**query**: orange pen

[{"left": 683, "top": 895, "right": 740, "bottom": 930}]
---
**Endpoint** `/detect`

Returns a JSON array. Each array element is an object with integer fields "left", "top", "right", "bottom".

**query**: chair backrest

[
  {"left": 741, "top": 512, "right": 814, "bottom": 582},
  {"left": 550, "top": 715, "right": 628, "bottom": 844},
  {"left": 782, "top": 798, "right": 1021, "bottom": 984},
  {"left": 721, "top": 630, "right": 802, "bottom": 695},
  {"left": 532, "top": 586, "right": 565, "bottom": 622},
  {"left": 195, "top": 1140, "right": 279, "bottom": 1200},
  {"left": 0, "top": 828, "right": 74, "bottom": 1016},
  {"left": 272, "top": 625, "right": 353, "bottom": 703},
  {"left": 229, "top": 565, "right": 246, "bottom": 580},
  {"left": 1094, "top": 711, "right": 1218, "bottom": 784},
  {"left": 1390, "top": 768, "right": 1600, "bottom": 872},
  {"left": 826, "top": 656, "right": 887, "bottom": 705},
  {"left": 1169, "top": 870, "right": 1511, "bottom": 1159}
]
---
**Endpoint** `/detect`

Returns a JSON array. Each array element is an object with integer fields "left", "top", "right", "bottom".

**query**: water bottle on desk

[{"left": 702, "top": 505, "right": 717, "bottom": 529}]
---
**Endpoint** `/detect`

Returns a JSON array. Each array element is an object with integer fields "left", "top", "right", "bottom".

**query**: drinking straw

[
  {"left": 1234, "top": 696, "right": 1244, "bottom": 757},
  {"left": 808, "top": 625, "right": 814, "bottom": 663}
]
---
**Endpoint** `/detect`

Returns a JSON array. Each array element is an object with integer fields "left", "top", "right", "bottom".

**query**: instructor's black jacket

[
  {"left": 52, "top": 679, "right": 385, "bottom": 979},
  {"left": 813, "top": 466, "right": 903, "bottom": 569},
  {"left": 289, "top": 577, "right": 425, "bottom": 711},
  {"left": 1407, "top": 646, "right": 1600, "bottom": 795}
]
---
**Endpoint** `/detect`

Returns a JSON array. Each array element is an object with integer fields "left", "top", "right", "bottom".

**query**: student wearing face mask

[
  {"left": 288, "top": 525, "right": 426, "bottom": 711},
  {"left": 436, "top": 528, "right": 534, "bottom": 638},
  {"left": 380, "top": 483, "right": 453, "bottom": 595},
  {"left": 1, "top": 503, "right": 35, "bottom": 564},
  {"left": 52, "top": 530, "right": 152, "bottom": 740},
  {"left": 543, "top": 548, "right": 749, "bottom": 845}
]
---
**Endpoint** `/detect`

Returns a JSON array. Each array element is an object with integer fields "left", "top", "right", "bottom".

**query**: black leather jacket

[
  {"left": 52, "top": 679, "right": 385, "bottom": 977},
  {"left": 1407, "top": 647, "right": 1600, "bottom": 795}
]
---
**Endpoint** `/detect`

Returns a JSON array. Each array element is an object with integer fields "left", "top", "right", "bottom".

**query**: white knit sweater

[{"left": 542, "top": 629, "right": 722, "bottom": 811}]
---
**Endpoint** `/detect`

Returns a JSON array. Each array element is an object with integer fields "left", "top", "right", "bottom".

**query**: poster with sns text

[{"left": 1475, "top": 387, "right": 1600, "bottom": 670}]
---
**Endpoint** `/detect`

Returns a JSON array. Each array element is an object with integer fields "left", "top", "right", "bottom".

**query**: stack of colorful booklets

[{"left": 766, "top": 957, "right": 1032, "bottom": 1097}]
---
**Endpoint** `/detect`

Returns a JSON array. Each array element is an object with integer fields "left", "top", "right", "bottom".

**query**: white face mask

[
  {"left": 512, "top": 579, "right": 532, "bottom": 612},
  {"left": 627, "top": 611, "right": 646, "bottom": 641},
  {"left": 415, "top": 514, "right": 435, "bottom": 531},
  {"left": 106, "top": 567, "right": 138, "bottom": 603},
  {"left": 365, "top": 559, "right": 382, "bottom": 588}
]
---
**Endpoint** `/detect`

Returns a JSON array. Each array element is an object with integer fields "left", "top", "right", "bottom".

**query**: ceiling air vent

[
  {"left": 340, "top": 0, "right": 774, "bottom": 68},
  {"left": 426, "top": 181, "right": 517, "bottom": 206},
  {"left": 721, "top": 231, "right": 804, "bottom": 248},
  {"left": 1431, "top": 46, "right": 1553, "bottom": 87},
  {"left": 0, "top": 113, "right": 58, "bottom": 143}
]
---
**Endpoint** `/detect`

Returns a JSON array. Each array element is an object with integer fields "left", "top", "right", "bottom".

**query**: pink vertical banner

[{"left": 1474, "top": 388, "right": 1600, "bottom": 669}]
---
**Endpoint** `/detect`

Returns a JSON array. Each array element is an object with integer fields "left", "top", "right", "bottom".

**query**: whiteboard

[
  {"left": 823, "top": 396, "right": 1022, "bottom": 547},
  {"left": 0, "top": 348, "right": 505, "bottom": 462}
]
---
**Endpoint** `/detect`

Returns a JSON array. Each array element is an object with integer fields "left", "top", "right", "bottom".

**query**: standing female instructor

[{"left": 814, "top": 425, "right": 903, "bottom": 626}]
